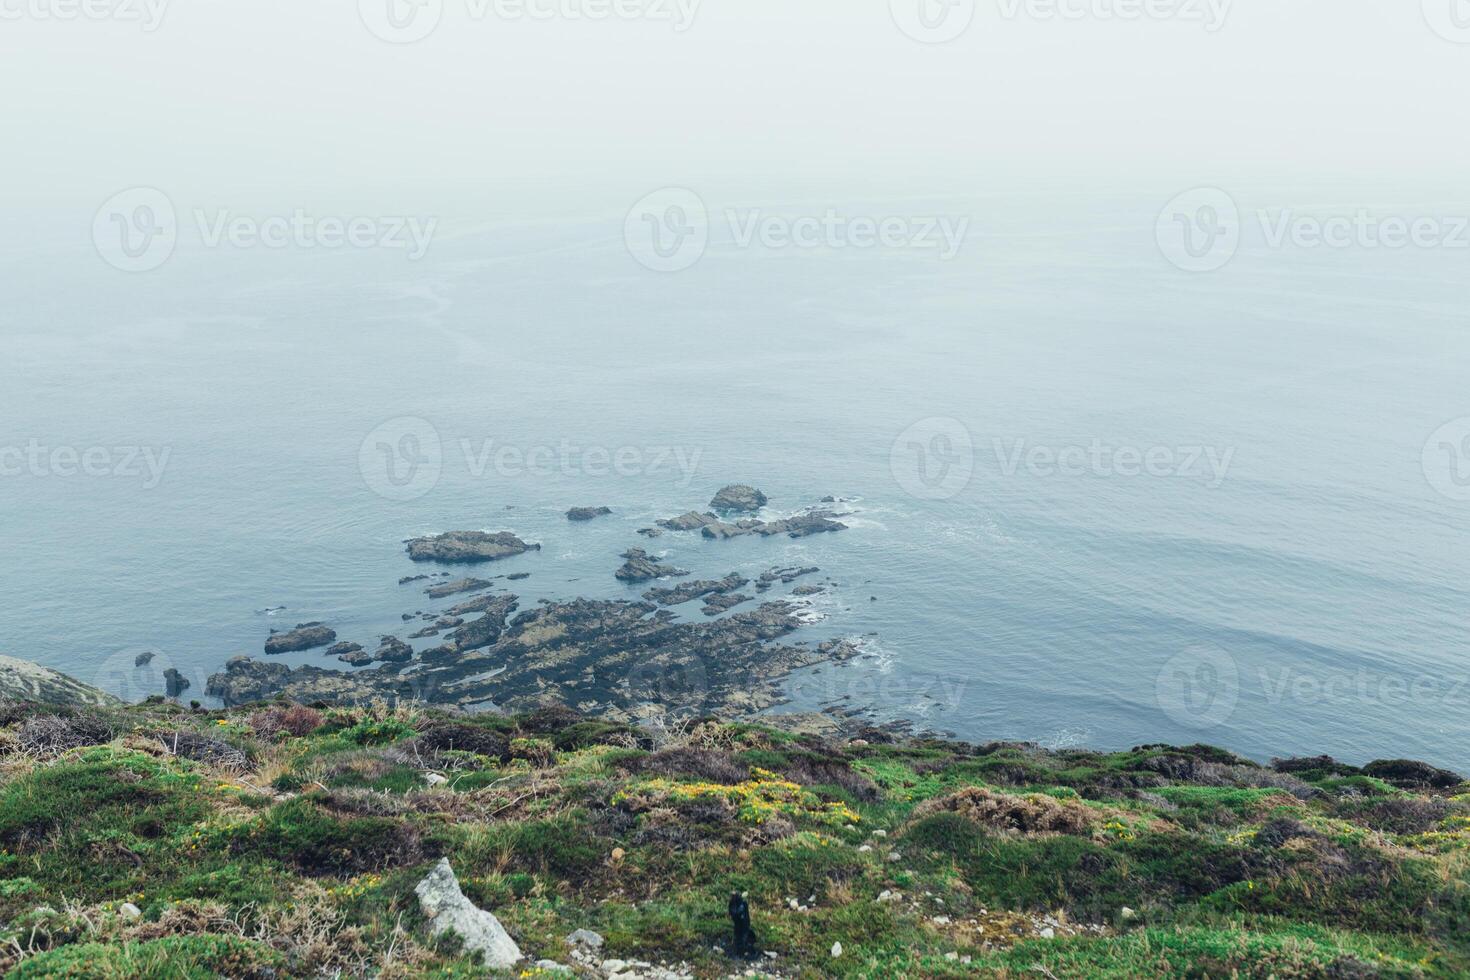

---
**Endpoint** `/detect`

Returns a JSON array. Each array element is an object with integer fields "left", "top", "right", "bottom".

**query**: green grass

[{"left": 0, "top": 701, "right": 1466, "bottom": 978}]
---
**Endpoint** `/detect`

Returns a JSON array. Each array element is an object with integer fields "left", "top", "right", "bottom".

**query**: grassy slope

[{"left": 0, "top": 698, "right": 1466, "bottom": 979}]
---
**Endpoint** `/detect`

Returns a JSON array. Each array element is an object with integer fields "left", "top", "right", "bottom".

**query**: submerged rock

[
  {"left": 566, "top": 506, "right": 612, "bottom": 522},
  {"left": 405, "top": 531, "right": 539, "bottom": 564},
  {"left": 415, "top": 858, "right": 522, "bottom": 969},
  {"left": 710, "top": 485, "right": 768, "bottom": 512},
  {"left": 264, "top": 623, "right": 337, "bottom": 655},
  {"left": 425, "top": 578, "right": 492, "bottom": 599}
]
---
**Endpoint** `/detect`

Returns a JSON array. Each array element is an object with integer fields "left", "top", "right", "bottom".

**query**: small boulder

[
  {"left": 566, "top": 507, "right": 613, "bottom": 522},
  {"left": 415, "top": 858, "right": 522, "bottom": 969},
  {"left": 565, "top": 929, "right": 604, "bottom": 950}
]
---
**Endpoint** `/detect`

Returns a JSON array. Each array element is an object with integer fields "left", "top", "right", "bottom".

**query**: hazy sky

[{"left": 3, "top": 0, "right": 1467, "bottom": 220}]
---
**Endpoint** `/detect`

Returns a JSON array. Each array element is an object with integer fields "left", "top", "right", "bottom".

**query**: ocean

[{"left": 3, "top": 186, "right": 1468, "bottom": 770}]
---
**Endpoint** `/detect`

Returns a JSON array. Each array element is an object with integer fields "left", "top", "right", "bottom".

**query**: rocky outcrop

[
  {"left": 415, "top": 859, "right": 522, "bottom": 969},
  {"left": 0, "top": 655, "right": 121, "bottom": 707},
  {"left": 163, "top": 668, "right": 190, "bottom": 698},
  {"left": 567, "top": 507, "right": 613, "bottom": 522},
  {"left": 656, "top": 511, "right": 719, "bottom": 532},
  {"left": 701, "top": 593, "right": 749, "bottom": 616},
  {"left": 694, "top": 512, "right": 847, "bottom": 540},
  {"left": 264, "top": 623, "right": 337, "bottom": 655},
  {"left": 709, "top": 485, "right": 768, "bottom": 512},
  {"left": 425, "top": 578, "right": 492, "bottom": 599},
  {"left": 757, "top": 566, "right": 820, "bottom": 591},
  {"left": 615, "top": 549, "right": 690, "bottom": 583},
  {"left": 373, "top": 637, "right": 414, "bottom": 664},
  {"left": 444, "top": 595, "right": 519, "bottom": 651},
  {"left": 405, "top": 531, "right": 539, "bottom": 564},
  {"left": 643, "top": 574, "right": 749, "bottom": 607},
  {"left": 325, "top": 641, "right": 364, "bottom": 660},
  {"left": 203, "top": 595, "right": 860, "bottom": 721}
]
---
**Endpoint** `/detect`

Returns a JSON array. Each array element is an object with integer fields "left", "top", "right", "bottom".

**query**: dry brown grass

[{"left": 911, "top": 786, "right": 1100, "bottom": 836}]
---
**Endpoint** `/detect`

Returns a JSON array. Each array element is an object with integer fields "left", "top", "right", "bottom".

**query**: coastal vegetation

[{"left": 0, "top": 686, "right": 1466, "bottom": 978}]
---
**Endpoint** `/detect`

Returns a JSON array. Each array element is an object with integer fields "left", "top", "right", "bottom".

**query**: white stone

[
  {"left": 1039, "top": 927, "right": 1055, "bottom": 939},
  {"left": 858, "top": 845, "right": 872, "bottom": 853},
  {"left": 118, "top": 902, "right": 142, "bottom": 921},
  {"left": 424, "top": 772, "right": 449, "bottom": 786},
  {"left": 945, "top": 952, "right": 959, "bottom": 961},
  {"left": 602, "top": 959, "right": 628, "bottom": 972},
  {"left": 831, "top": 941, "right": 843, "bottom": 958},
  {"left": 414, "top": 858, "right": 522, "bottom": 969},
  {"left": 565, "top": 928, "right": 605, "bottom": 949}
]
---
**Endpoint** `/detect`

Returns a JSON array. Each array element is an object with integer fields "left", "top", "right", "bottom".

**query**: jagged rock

[
  {"left": 756, "top": 566, "right": 820, "bottom": 591},
  {"left": 415, "top": 858, "right": 522, "bottom": 969},
  {"left": 374, "top": 637, "right": 414, "bottom": 664},
  {"left": 615, "top": 549, "right": 690, "bottom": 583},
  {"left": 637, "top": 527, "right": 663, "bottom": 538},
  {"left": 710, "top": 485, "right": 768, "bottom": 512},
  {"left": 756, "top": 513, "right": 847, "bottom": 538},
  {"left": 425, "top": 578, "right": 492, "bottom": 599},
  {"left": 643, "top": 574, "right": 749, "bottom": 607},
  {"left": 325, "top": 641, "right": 364, "bottom": 659},
  {"left": 567, "top": 507, "right": 612, "bottom": 522},
  {"left": 405, "top": 531, "right": 540, "bottom": 564},
  {"left": 163, "top": 668, "right": 190, "bottom": 698},
  {"left": 444, "top": 595, "right": 520, "bottom": 651},
  {"left": 264, "top": 623, "right": 337, "bottom": 655},
  {"left": 701, "top": 594, "right": 749, "bottom": 616},
  {"left": 134, "top": 651, "right": 156, "bottom": 667},
  {"left": 656, "top": 511, "right": 719, "bottom": 532}
]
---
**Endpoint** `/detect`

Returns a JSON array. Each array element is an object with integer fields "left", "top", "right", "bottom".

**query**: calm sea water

[{"left": 3, "top": 189, "right": 1468, "bottom": 769}]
